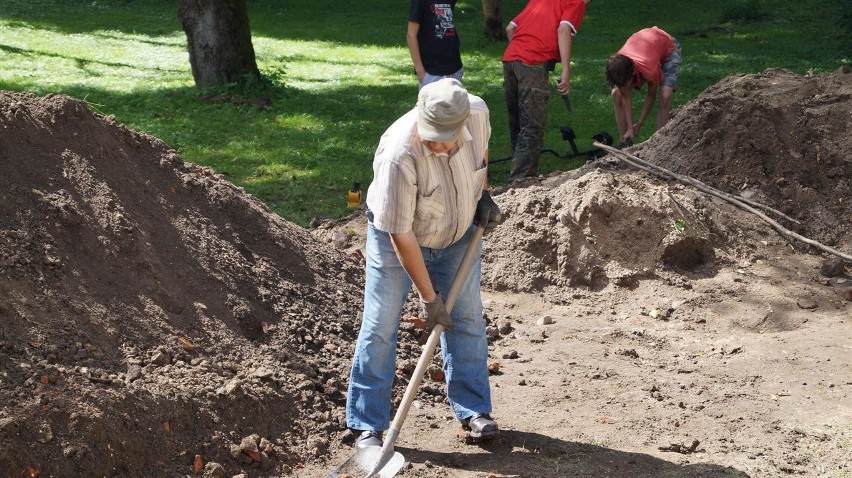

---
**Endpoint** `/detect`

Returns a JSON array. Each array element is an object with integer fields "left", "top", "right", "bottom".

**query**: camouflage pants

[{"left": 503, "top": 60, "right": 551, "bottom": 182}]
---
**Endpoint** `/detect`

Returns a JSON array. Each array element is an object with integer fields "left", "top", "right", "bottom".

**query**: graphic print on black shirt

[{"left": 430, "top": 3, "right": 456, "bottom": 39}]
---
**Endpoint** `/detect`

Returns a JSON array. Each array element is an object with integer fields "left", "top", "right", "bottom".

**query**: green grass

[{"left": 1, "top": 0, "right": 848, "bottom": 226}]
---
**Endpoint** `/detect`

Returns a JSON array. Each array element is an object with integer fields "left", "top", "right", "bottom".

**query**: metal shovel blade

[{"left": 324, "top": 446, "right": 405, "bottom": 478}]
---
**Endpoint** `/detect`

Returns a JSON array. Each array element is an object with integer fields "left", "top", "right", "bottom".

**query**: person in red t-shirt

[
  {"left": 502, "top": 0, "right": 590, "bottom": 183},
  {"left": 606, "top": 26, "right": 682, "bottom": 148}
]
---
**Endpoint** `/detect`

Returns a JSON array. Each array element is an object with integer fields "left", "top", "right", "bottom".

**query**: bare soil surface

[{"left": 1, "top": 68, "right": 850, "bottom": 478}]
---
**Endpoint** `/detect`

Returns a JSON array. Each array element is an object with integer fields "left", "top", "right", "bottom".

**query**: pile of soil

[
  {"left": 0, "top": 92, "right": 384, "bottom": 477},
  {"left": 1, "top": 68, "right": 850, "bottom": 478},
  {"left": 482, "top": 68, "right": 850, "bottom": 297},
  {"left": 636, "top": 67, "right": 851, "bottom": 247}
]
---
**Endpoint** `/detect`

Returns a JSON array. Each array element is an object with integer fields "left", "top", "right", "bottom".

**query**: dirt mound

[
  {"left": 481, "top": 69, "right": 850, "bottom": 298},
  {"left": 482, "top": 169, "right": 730, "bottom": 296},
  {"left": 0, "top": 92, "right": 381, "bottom": 477},
  {"left": 635, "top": 68, "right": 852, "bottom": 247}
]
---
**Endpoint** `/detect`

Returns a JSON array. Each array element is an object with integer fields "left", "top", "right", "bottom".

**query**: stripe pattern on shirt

[{"left": 366, "top": 94, "right": 490, "bottom": 249}]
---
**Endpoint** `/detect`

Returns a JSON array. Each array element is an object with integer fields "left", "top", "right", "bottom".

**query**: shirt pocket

[
  {"left": 471, "top": 162, "right": 488, "bottom": 192},
  {"left": 415, "top": 184, "right": 445, "bottom": 225}
]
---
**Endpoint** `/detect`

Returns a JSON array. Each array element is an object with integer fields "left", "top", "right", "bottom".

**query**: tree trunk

[
  {"left": 177, "top": 0, "right": 260, "bottom": 88},
  {"left": 482, "top": 0, "right": 506, "bottom": 41}
]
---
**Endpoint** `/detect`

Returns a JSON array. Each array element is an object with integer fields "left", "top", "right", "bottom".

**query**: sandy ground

[{"left": 312, "top": 176, "right": 850, "bottom": 478}]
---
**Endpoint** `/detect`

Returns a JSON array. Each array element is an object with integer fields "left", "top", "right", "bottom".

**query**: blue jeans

[
  {"left": 419, "top": 67, "right": 464, "bottom": 89},
  {"left": 346, "top": 214, "right": 491, "bottom": 432}
]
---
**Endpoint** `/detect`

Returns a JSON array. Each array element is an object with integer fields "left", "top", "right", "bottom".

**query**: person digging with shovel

[
  {"left": 345, "top": 78, "right": 503, "bottom": 452},
  {"left": 606, "top": 26, "right": 682, "bottom": 148}
]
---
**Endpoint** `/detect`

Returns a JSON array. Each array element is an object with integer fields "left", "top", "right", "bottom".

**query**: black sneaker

[
  {"left": 354, "top": 430, "right": 383, "bottom": 449},
  {"left": 460, "top": 413, "right": 499, "bottom": 439}
]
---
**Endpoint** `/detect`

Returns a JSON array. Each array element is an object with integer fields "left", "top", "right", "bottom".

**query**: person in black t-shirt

[{"left": 407, "top": 0, "right": 464, "bottom": 89}]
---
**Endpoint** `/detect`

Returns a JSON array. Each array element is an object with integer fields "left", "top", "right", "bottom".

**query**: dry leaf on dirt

[{"left": 178, "top": 337, "right": 197, "bottom": 351}]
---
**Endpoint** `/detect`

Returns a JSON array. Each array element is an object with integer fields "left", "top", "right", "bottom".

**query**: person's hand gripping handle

[
  {"left": 556, "top": 77, "right": 572, "bottom": 112},
  {"left": 475, "top": 190, "right": 503, "bottom": 234},
  {"left": 422, "top": 292, "right": 453, "bottom": 331}
]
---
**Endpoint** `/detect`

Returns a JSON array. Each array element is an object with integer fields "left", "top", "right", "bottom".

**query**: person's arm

[
  {"left": 617, "top": 85, "right": 635, "bottom": 141},
  {"left": 505, "top": 22, "right": 517, "bottom": 41},
  {"left": 556, "top": 23, "right": 573, "bottom": 95},
  {"left": 634, "top": 82, "right": 658, "bottom": 134},
  {"left": 406, "top": 21, "right": 426, "bottom": 82},
  {"left": 389, "top": 230, "right": 436, "bottom": 302}
]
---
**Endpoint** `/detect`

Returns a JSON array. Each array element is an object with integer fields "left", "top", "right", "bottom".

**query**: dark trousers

[{"left": 503, "top": 60, "right": 551, "bottom": 182}]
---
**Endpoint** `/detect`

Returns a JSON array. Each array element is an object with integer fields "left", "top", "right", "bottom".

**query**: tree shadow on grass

[
  {"left": 0, "top": 42, "right": 183, "bottom": 73},
  {"left": 398, "top": 429, "right": 749, "bottom": 478}
]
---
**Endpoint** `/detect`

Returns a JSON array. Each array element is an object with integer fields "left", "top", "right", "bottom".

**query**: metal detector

[
  {"left": 489, "top": 127, "right": 612, "bottom": 165},
  {"left": 490, "top": 87, "right": 612, "bottom": 165}
]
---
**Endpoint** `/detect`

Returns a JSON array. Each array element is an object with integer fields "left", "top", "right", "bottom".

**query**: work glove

[
  {"left": 421, "top": 291, "right": 453, "bottom": 331},
  {"left": 475, "top": 190, "right": 503, "bottom": 233}
]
